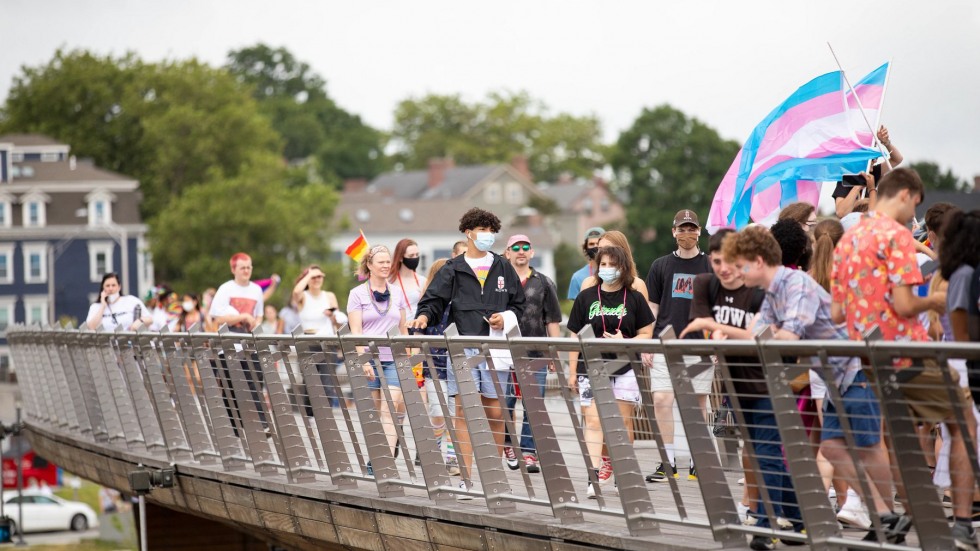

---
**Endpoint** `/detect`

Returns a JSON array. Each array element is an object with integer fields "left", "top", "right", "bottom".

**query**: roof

[
  {"left": 0, "top": 133, "right": 65, "bottom": 147},
  {"left": 14, "top": 160, "right": 133, "bottom": 183},
  {"left": 915, "top": 191, "right": 980, "bottom": 219},
  {"left": 540, "top": 181, "right": 589, "bottom": 210},
  {"left": 368, "top": 165, "right": 499, "bottom": 200},
  {"left": 335, "top": 196, "right": 476, "bottom": 233}
]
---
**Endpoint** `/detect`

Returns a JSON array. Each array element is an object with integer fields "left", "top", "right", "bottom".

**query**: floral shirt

[{"left": 831, "top": 211, "right": 927, "bottom": 343}]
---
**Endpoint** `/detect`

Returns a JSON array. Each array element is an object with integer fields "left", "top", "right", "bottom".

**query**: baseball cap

[
  {"left": 584, "top": 226, "right": 605, "bottom": 239},
  {"left": 672, "top": 209, "right": 700, "bottom": 228},
  {"left": 506, "top": 234, "right": 532, "bottom": 249}
]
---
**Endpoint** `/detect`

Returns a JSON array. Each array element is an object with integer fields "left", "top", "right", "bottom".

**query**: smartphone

[
  {"left": 841, "top": 174, "right": 866, "bottom": 187},
  {"left": 920, "top": 259, "right": 939, "bottom": 277}
]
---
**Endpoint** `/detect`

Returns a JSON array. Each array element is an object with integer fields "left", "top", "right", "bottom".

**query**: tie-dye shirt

[
  {"left": 464, "top": 252, "right": 492, "bottom": 288},
  {"left": 831, "top": 211, "right": 927, "bottom": 343}
]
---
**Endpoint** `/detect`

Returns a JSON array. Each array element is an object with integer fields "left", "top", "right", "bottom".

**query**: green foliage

[
  {"left": 149, "top": 156, "right": 339, "bottom": 294},
  {"left": 226, "top": 44, "right": 386, "bottom": 185},
  {"left": 0, "top": 49, "right": 282, "bottom": 217},
  {"left": 553, "top": 241, "right": 584, "bottom": 300},
  {"left": 908, "top": 161, "right": 968, "bottom": 191},
  {"left": 610, "top": 104, "right": 740, "bottom": 270},
  {"left": 390, "top": 91, "right": 605, "bottom": 182}
]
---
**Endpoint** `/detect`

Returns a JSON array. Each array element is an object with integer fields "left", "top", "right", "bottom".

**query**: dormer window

[
  {"left": 86, "top": 189, "right": 115, "bottom": 226},
  {"left": 21, "top": 191, "right": 49, "bottom": 228}
]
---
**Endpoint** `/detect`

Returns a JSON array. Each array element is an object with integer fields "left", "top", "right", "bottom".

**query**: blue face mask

[
  {"left": 597, "top": 267, "right": 621, "bottom": 283},
  {"left": 472, "top": 232, "right": 495, "bottom": 252}
]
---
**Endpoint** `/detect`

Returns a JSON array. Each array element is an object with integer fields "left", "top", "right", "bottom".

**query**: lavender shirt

[{"left": 347, "top": 283, "right": 407, "bottom": 361}]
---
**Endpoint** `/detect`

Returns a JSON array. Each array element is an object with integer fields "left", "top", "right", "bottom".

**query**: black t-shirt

[
  {"left": 567, "top": 284, "right": 655, "bottom": 375},
  {"left": 689, "top": 273, "right": 766, "bottom": 395},
  {"left": 646, "top": 251, "right": 711, "bottom": 338}
]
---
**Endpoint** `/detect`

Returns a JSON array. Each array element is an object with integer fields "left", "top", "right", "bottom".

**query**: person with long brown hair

[
  {"left": 808, "top": 219, "right": 844, "bottom": 293},
  {"left": 390, "top": 238, "right": 427, "bottom": 319},
  {"left": 579, "top": 230, "right": 649, "bottom": 299}
]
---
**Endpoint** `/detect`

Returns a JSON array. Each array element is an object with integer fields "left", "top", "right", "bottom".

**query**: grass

[
  {"left": 21, "top": 541, "right": 134, "bottom": 551},
  {"left": 53, "top": 475, "right": 101, "bottom": 513}
]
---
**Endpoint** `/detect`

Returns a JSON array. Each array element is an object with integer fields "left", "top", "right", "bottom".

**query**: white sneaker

[
  {"left": 776, "top": 517, "right": 793, "bottom": 529},
  {"left": 736, "top": 502, "right": 751, "bottom": 523},
  {"left": 737, "top": 477, "right": 745, "bottom": 485},
  {"left": 837, "top": 502, "right": 871, "bottom": 530},
  {"left": 587, "top": 481, "right": 596, "bottom": 499}
]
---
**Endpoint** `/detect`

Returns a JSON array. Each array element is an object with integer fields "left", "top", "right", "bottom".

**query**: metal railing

[{"left": 7, "top": 323, "right": 980, "bottom": 550}]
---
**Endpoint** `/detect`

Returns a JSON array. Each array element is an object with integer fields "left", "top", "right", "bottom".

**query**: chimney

[
  {"left": 343, "top": 178, "right": 367, "bottom": 193},
  {"left": 69, "top": 155, "right": 77, "bottom": 171},
  {"left": 510, "top": 154, "right": 531, "bottom": 180},
  {"left": 974, "top": 175, "right": 980, "bottom": 193},
  {"left": 428, "top": 158, "right": 453, "bottom": 189}
]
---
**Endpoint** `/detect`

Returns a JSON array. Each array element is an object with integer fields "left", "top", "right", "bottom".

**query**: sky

[{"left": 2, "top": 0, "right": 979, "bottom": 201}]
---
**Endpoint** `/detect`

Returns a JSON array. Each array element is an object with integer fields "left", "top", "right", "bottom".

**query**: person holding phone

[
  {"left": 834, "top": 126, "right": 904, "bottom": 218},
  {"left": 86, "top": 272, "right": 151, "bottom": 331},
  {"left": 292, "top": 264, "right": 347, "bottom": 336}
]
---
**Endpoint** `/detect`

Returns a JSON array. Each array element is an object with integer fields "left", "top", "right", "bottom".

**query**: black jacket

[{"left": 415, "top": 252, "right": 526, "bottom": 336}]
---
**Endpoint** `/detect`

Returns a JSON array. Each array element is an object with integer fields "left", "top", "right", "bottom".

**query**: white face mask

[
  {"left": 471, "top": 231, "right": 495, "bottom": 252},
  {"left": 182, "top": 301, "right": 195, "bottom": 313},
  {"left": 107, "top": 293, "right": 120, "bottom": 302},
  {"left": 597, "top": 267, "right": 621, "bottom": 283}
]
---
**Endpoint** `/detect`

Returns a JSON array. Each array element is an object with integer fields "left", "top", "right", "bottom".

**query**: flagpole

[
  {"left": 873, "top": 58, "right": 893, "bottom": 132},
  {"left": 827, "top": 43, "right": 892, "bottom": 170}
]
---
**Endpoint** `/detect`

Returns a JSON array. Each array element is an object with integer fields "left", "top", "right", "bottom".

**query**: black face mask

[
  {"left": 586, "top": 247, "right": 599, "bottom": 260},
  {"left": 403, "top": 257, "right": 420, "bottom": 272},
  {"left": 373, "top": 288, "right": 390, "bottom": 302}
]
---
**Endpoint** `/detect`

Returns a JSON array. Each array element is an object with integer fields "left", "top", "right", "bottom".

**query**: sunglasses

[{"left": 510, "top": 244, "right": 531, "bottom": 252}]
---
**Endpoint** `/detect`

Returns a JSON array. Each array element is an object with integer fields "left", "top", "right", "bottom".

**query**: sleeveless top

[{"left": 299, "top": 290, "right": 335, "bottom": 336}]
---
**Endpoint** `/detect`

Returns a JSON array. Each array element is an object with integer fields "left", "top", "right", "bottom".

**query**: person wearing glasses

[
  {"left": 292, "top": 265, "right": 347, "bottom": 337},
  {"left": 777, "top": 202, "right": 818, "bottom": 235},
  {"left": 86, "top": 272, "right": 151, "bottom": 331}
]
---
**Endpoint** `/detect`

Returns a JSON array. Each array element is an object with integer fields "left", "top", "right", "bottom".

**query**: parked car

[{"left": 1, "top": 490, "right": 99, "bottom": 533}]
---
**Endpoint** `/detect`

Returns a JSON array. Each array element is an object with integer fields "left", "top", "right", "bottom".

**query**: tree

[
  {"left": 0, "top": 49, "right": 282, "bottom": 216},
  {"left": 226, "top": 44, "right": 386, "bottom": 185},
  {"left": 149, "top": 156, "right": 339, "bottom": 294},
  {"left": 390, "top": 91, "right": 605, "bottom": 182},
  {"left": 908, "top": 161, "right": 968, "bottom": 191},
  {"left": 610, "top": 104, "right": 741, "bottom": 270}
]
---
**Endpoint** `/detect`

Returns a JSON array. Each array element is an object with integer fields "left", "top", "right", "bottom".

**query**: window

[
  {"left": 41, "top": 152, "right": 60, "bottom": 162},
  {"left": 0, "top": 195, "right": 10, "bottom": 228},
  {"left": 0, "top": 347, "right": 10, "bottom": 379},
  {"left": 483, "top": 183, "right": 501, "bottom": 204},
  {"left": 88, "top": 241, "right": 114, "bottom": 282},
  {"left": 0, "top": 297, "right": 14, "bottom": 334},
  {"left": 505, "top": 182, "right": 524, "bottom": 204},
  {"left": 11, "top": 152, "right": 23, "bottom": 162},
  {"left": 0, "top": 244, "right": 12, "bottom": 284},
  {"left": 22, "top": 243, "right": 48, "bottom": 283},
  {"left": 86, "top": 190, "right": 115, "bottom": 226},
  {"left": 20, "top": 192, "right": 48, "bottom": 227},
  {"left": 24, "top": 295, "right": 48, "bottom": 326}
]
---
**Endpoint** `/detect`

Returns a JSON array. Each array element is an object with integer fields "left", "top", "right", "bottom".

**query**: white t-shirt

[
  {"left": 393, "top": 273, "right": 428, "bottom": 319},
  {"left": 463, "top": 252, "right": 493, "bottom": 288},
  {"left": 210, "top": 280, "right": 264, "bottom": 332},
  {"left": 86, "top": 295, "right": 147, "bottom": 332}
]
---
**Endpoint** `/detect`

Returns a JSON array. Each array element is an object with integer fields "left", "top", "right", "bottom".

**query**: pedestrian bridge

[{"left": 7, "top": 325, "right": 980, "bottom": 550}]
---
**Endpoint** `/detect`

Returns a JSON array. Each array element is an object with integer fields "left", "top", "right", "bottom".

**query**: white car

[{"left": 1, "top": 490, "right": 99, "bottom": 533}]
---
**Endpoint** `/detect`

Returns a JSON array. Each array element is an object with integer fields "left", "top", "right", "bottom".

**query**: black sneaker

[
  {"left": 688, "top": 462, "right": 697, "bottom": 481},
  {"left": 861, "top": 513, "right": 912, "bottom": 544},
  {"left": 414, "top": 452, "right": 421, "bottom": 466},
  {"left": 953, "top": 521, "right": 979, "bottom": 551},
  {"left": 749, "top": 535, "right": 776, "bottom": 550},
  {"left": 645, "top": 462, "right": 676, "bottom": 483}
]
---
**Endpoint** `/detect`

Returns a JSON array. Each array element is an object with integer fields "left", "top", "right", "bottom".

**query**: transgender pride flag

[{"left": 707, "top": 63, "right": 889, "bottom": 232}]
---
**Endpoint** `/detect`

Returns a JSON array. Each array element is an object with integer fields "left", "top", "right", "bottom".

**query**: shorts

[
  {"left": 446, "top": 348, "right": 511, "bottom": 399},
  {"left": 577, "top": 371, "right": 640, "bottom": 407},
  {"left": 650, "top": 353, "right": 713, "bottom": 394},
  {"left": 900, "top": 359, "right": 971, "bottom": 424},
  {"left": 423, "top": 377, "right": 456, "bottom": 418},
  {"left": 366, "top": 360, "right": 398, "bottom": 390},
  {"left": 809, "top": 369, "right": 827, "bottom": 400},
  {"left": 821, "top": 372, "right": 881, "bottom": 447}
]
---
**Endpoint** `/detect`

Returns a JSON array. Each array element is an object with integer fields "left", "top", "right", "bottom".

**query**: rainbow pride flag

[
  {"left": 345, "top": 229, "right": 369, "bottom": 262},
  {"left": 707, "top": 63, "right": 889, "bottom": 232}
]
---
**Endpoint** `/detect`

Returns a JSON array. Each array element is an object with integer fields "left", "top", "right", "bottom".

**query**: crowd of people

[{"left": 83, "top": 127, "right": 980, "bottom": 549}]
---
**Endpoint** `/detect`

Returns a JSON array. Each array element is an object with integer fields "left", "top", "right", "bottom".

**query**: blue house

[{"left": 0, "top": 134, "right": 151, "bottom": 374}]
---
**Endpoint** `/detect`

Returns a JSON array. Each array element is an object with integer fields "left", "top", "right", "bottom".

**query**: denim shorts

[
  {"left": 446, "top": 348, "right": 511, "bottom": 399},
  {"left": 366, "top": 360, "right": 399, "bottom": 390},
  {"left": 821, "top": 372, "right": 881, "bottom": 447}
]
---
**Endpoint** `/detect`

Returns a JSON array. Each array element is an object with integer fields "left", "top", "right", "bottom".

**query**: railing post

[
  {"left": 82, "top": 330, "right": 126, "bottom": 444},
  {"left": 132, "top": 331, "right": 194, "bottom": 461},
  {"left": 508, "top": 336, "right": 584, "bottom": 524},
  {"left": 755, "top": 328, "right": 840, "bottom": 549},
  {"left": 112, "top": 330, "right": 167, "bottom": 455},
  {"left": 189, "top": 332, "right": 248, "bottom": 471},
  {"left": 865, "top": 330, "right": 953, "bottom": 550},
  {"left": 160, "top": 332, "right": 220, "bottom": 464},
  {"left": 660, "top": 328, "right": 742, "bottom": 548},
  {"left": 579, "top": 326, "right": 658, "bottom": 537}
]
